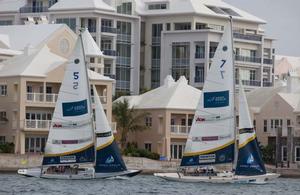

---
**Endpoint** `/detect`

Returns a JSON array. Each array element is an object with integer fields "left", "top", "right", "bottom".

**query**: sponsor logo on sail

[
  {"left": 247, "top": 154, "right": 255, "bottom": 165},
  {"left": 204, "top": 91, "right": 229, "bottom": 108},
  {"left": 199, "top": 154, "right": 216, "bottom": 163},
  {"left": 105, "top": 155, "right": 115, "bottom": 164},
  {"left": 60, "top": 155, "right": 76, "bottom": 163},
  {"left": 62, "top": 99, "right": 88, "bottom": 116}
]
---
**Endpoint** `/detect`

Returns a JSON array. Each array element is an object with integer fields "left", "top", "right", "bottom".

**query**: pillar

[
  {"left": 287, "top": 126, "right": 294, "bottom": 167},
  {"left": 275, "top": 126, "right": 282, "bottom": 168}
]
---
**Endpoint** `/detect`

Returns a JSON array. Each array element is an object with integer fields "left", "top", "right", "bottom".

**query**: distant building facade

[
  {"left": 0, "top": 0, "right": 275, "bottom": 94},
  {"left": 0, "top": 24, "right": 114, "bottom": 154}
]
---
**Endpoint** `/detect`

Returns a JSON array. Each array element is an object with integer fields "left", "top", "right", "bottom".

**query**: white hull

[
  {"left": 18, "top": 167, "right": 141, "bottom": 180},
  {"left": 154, "top": 172, "right": 280, "bottom": 184}
]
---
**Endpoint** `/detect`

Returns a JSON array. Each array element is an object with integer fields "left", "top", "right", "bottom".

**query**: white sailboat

[
  {"left": 154, "top": 18, "right": 279, "bottom": 184},
  {"left": 18, "top": 29, "right": 140, "bottom": 179},
  {"left": 92, "top": 86, "right": 141, "bottom": 178}
]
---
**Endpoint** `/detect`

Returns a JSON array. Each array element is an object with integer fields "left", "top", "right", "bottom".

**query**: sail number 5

[
  {"left": 220, "top": 59, "right": 226, "bottom": 79},
  {"left": 73, "top": 72, "right": 79, "bottom": 89}
]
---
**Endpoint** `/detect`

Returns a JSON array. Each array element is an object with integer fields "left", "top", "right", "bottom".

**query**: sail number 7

[
  {"left": 220, "top": 59, "right": 226, "bottom": 79},
  {"left": 73, "top": 72, "right": 79, "bottom": 89}
]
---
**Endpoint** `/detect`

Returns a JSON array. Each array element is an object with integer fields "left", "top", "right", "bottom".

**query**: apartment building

[
  {"left": 247, "top": 74, "right": 300, "bottom": 164},
  {"left": 115, "top": 76, "right": 201, "bottom": 160},
  {"left": 0, "top": 24, "right": 114, "bottom": 154},
  {"left": 0, "top": 0, "right": 275, "bottom": 94}
]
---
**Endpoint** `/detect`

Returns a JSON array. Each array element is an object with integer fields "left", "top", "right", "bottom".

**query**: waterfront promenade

[{"left": 0, "top": 154, "right": 299, "bottom": 177}]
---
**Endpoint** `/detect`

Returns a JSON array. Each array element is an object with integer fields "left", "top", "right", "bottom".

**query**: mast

[
  {"left": 79, "top": 28, "right": 97, "bottom": 166},
  {"left": 230, "top": 16, "right": 238, "bottom": 172}
]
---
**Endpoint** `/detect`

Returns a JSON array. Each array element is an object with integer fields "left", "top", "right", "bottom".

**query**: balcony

[
  {"left": 195, "top": 53, "right": 205, "bottom": 59},
  {"left": 103, "top": 49, "right": 117, "bottom": 56},
  {"left": 236, "top": 80, "right": 261, "bottom": 87},
  {"left": 194, "top": 76, "right": 204, "bottom": 83},
  {"left": 26, "top": 93, "right": 58, "bottom": 103},
  {"left": 117, "top": 34, "right": 131, "bottom": 43},
  {"left": 87, "top": 26, "right": 97, "bottom": 33},
  {"left": 263, "top": 58, "right": 273, "bottom": 65},
  {"left": 24, "top": 120, "right": 51, "bottom": 130},
  {"left": 233, "top": 32, "right": 262, "bottom": 42},
  {"left": 235, "top": 55, "right": 261, "bottom": 63},
  {"left": 152, "top": 37, "right": 161, "bottom": 45},
  {"left": 101, "top": 26, "right": 117, "bottom": 34},
  {"left": 91, "top": 96, "right": 108, "bottom": 104},
  {"left": 116, "top": 56, "right": 131, "bottom": 66},
  {"left": 172, "top": 58, "right": 190, "bottom": 66},
  {"left": 20, "top": 6, "right": 49, "bottom": 13},
  {"left": 170, "top": 125, "right": 191, "bottom": 135},
  {"left": 116, "top": 80, "right": 130, "bottom": 90}
]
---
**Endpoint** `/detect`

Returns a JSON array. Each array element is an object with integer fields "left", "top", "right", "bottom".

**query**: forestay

[
  {"left": 43, "top": 36, "right": 95, "bottom": 165},
  {"left": 181, "top": 23, "right": 235, "bottom": 167}
]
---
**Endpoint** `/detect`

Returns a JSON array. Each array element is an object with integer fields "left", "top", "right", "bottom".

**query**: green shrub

[
  {"left": 0, "top": 143, "right": 14, "bottom": 153},
  {"left": 123, "top": 142, "right": 160, "bottom": 160}
]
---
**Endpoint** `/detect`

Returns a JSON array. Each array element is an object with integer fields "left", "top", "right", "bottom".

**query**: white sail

[
  {"left": 181, "top": 23, "right": 235, "bottom": 166},
  {"left": 43, "top": 36, "right": 94, "bottom": 165}
]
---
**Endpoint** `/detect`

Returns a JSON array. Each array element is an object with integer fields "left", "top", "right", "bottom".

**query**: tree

[{"left": 112, "top": 98, "right": 149, "bottom": 149}]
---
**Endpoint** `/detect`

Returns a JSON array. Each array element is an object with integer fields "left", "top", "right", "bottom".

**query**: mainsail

[
  {"left": 181, "top": 23, "right": 235, "bottom": 166},
  {"left": 93, "top": 86, "right": 127, "bottom": 173},
  {"left": 235, "top": 83, "right": 266, "bottom": 175},
  {"left": 43, "top": 35, "right": 95, "bottom": 165}
]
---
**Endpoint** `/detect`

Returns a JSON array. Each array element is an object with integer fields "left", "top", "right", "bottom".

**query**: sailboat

[
  {"left": 154, "top": 18, "right": 279, "bottom": 184},
  {"left": 17, "top": 29, "right": 140, "bottom": 179}
]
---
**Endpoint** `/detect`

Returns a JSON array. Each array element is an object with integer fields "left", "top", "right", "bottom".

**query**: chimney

[{"left": 163, "top": 75, "right": 175, "bottom": 88}]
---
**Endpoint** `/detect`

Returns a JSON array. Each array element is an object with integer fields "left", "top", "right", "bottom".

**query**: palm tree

[{"left": 112, "top": 98, "right": 149, "bottom": 149}]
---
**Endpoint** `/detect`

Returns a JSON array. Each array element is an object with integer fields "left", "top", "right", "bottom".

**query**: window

[
  {"left": 174, "top": 23, "right": 191, "bottom": 30},
  {"left": 253, "top": 120, "right": 256, "bottom": 129},
  {"left": 90, "top": 57, "right": 95, "bottom": 63},
  {"left": 117, "top": 2, "right": 132, "bottom": 15},
  {"left": 287, "top": 119, "right": 291, "bottom": 127},
  {"left": 271, "top": 119, "right": 283, "bottom": 131},
  {"left": 166, "top": 23, "right": 171, "bottom": 31},
  {"left": 263, "top": 120, "right": 267, "bottom": 132},
  {"left": 145, "top": 116, "right": 152, "bottom": 127},
  {"left": 295, "top": 147, "right": 300, "bottom": 162},
  {"left": 171, "top": 143, "right": 185, "bottom": 159},
  {"left": 48, "top": 0, "right": 58, "bottom": 7},
  {"left": 145, "top": 143, "right": 152, "bottom": 152},
  {"left": 282, "top": 146, "right": 287, "bottom": 162},
  {"left": 0, "top": 136, "right": 5, "bottom": 144},
  {"left": 195, "top": 42, "right": 205, "bottom": 59},
  {"left": 206, "top": 5, "right": 240, "bottom": 17},
  {"left": 152, "top": 23, "right": 163, "bottom": 38},
  {"left": 196, "top": 23, "right": 207, "bottom": 30},
  {"left": 0, "top": 20, "right": 13, "bottom": 26},
  {"left": 56, "top": 18, "right": 76, "bottom": 32},
  {"left": 0, "top": 85, "right": 7, "bottom": 96},
  {"left": 148, "top": 3, "right": 167, "bottom": 10},
  {"left": 0, "top": 111, "right": 7, "bottom": 122},
  {"left": 250, "top": 70, "right": 256, "bottom": 81},
  {"left": 25, "top": 136, "right": 47, "bottom": 153},
  {"left": 195, "top": 64, "right": 204, "bottom": 83}
]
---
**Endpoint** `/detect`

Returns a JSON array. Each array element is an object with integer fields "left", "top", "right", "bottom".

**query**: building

[
  {"left": 0, "top": 24, "right": 114, "bottom": 154},
  {"left": 0, "top": 0, "right": 275, "bottom": 94},
  {"left": 115, "top": 76, "right": 201, "bottom": 160},
  {"left": 247, "top": 73, "right": 300, "bottom": 164},
  {"left": 275, "top": 55, "right": 300, "bottom": 80}
]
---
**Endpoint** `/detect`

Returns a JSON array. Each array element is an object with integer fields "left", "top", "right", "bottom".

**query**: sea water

[{"left": 0, "top": 174, "right": 299, "bottom": 195}]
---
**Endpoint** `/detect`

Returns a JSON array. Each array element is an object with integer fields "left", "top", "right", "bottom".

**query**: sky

[{"left": 224, "top": 0, "right": 300, "bottom": 56}]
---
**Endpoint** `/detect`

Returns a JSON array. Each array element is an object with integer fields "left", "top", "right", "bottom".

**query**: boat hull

[
  {"left": 154, "top": 172, "right": 280, "bottom": 184},
  {"left": 18, "top": 167, "right": 141, "bottom": 180}
]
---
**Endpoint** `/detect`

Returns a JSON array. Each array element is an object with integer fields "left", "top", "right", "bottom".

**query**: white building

[{"left": 0, "top": 0, "right": 275, "bottom": 94}]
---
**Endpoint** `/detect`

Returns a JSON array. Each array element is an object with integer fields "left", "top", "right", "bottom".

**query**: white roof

[
  {"left": 115, "top": 75, "right": 202, "bottom": 110},
  {"left": 0, "top": 34, "right": 10, "bottom": 49},
  {"left": 0, "top": 48, "right": 23, "bottom": 56},
  {"left": 49, "top": 0, "right": 115, "bottom": 12},
  {"left": 0, "top": 45, "right": 67, "bottom": 77},
  {"left": 0, "top": 0, "right": 26, "bottom": 12},
  {"left": 135, "top": 0, "right": 265, "bottom": 24},
  {"left": 0, "top": 24, "right": 68, "bottom": 51},
  {"left": 278, "top": 93, "right": 300, "bottom": 111},
  {"left": 88, "top": 69, "right": 113, "bottom": 81}
]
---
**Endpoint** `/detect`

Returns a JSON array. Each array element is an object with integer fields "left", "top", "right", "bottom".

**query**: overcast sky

[{"left": 224, "top": 0, "right": 300, "bottom": 56}]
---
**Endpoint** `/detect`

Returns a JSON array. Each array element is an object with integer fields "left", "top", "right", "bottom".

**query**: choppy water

[{"left": 0, "top": 173, "right": 299, "bottom": 195}]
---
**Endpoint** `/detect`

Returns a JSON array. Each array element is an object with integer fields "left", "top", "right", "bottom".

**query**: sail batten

[{"left": 181, "top": 22, "right": 235, "bottom": 167}]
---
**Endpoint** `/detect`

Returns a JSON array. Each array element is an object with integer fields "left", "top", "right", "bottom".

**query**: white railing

[
  {"left": 26, "top": 93, "right": 58, "bottom": 103},
  {"left": 24, "top": 119, "right": 51, "bottom": 130},
  {"left": 170, "top": 125, "right": 191, "bottom": 135},
  {"left": 91, "top": 96, "right": 108, "bottom": 104}
]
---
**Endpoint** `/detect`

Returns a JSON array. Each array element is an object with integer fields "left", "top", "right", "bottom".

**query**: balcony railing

[
  {"left": 101, "top": 26, "right": 117, "bottom": 34},
  {"left": 151, "top": 59, "right": 160, "bottom": 68},
  {"left": 103, "top": 49, "right": 117, "bottom": 56},
  {"left": 91, "top": 96, "right": 108, "bottom": 104},
  {"left": 20, "top": 6, "right": 49, "bottom": 13},
  {"left": 152, "top": 37, "right": 161, "bottom": 44},
  {"left": 263, "top": 81, "right": 273, "bottom": 87},
  {"left": 263, "top": 58, "right": 273, "bottom": 65},
  {"left": 117, "top": 34, "right": 131, "bottom": 43},
  {"left": 195, "top": 53, "right": 205, "bottom": 59},
  {"left": 25, "top": 120, "right": 51, "bottom": 130},
  {"left": 194, "top": 76, "right": 204, "bottom": 83},
  {"left": 236, "top": 80, "right": 261, "bottom": 87},
  {"left": 170, "top": 125, "right": 191, "bottom": 135},
  {"left": 88, "top": 26, "right": 97, "bottom": 33},
  {"left": 116, "top": 80, "right": 130, "bottom": 90},
  {"left": 235, "top": 55, "right": 261, "bottom": 63},
  {"left": 172, "top": 58, "right": 190, "bottom": 66},
  {"left": 233, "top": 32, "right": 262, "bottom": 42},
  {"left": 26, "top": 93, "right": 58, "bottom": 103},
  {"left": 116, "top": 56, "right": 131, "bottom": 65}
]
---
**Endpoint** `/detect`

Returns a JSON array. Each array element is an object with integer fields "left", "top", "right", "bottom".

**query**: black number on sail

[
  {"left": 220, "top": 60, "right": 226, "bottom": 79},
  {"left": 73, "top": 72, "right": 79, "bottom": 89}
]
